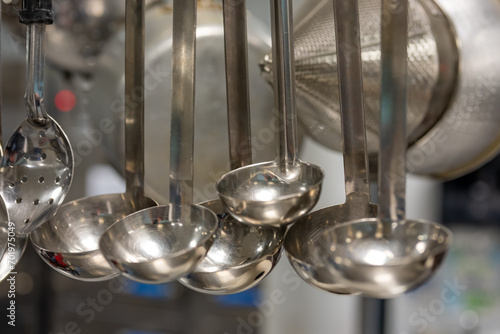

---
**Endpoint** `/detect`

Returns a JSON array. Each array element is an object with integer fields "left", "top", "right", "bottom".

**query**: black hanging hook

[{"left": 18, "top": 0, "right": 53, "bottom": 25}]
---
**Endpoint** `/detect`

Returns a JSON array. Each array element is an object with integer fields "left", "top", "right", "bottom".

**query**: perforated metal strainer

[{"left": 264, "top": 0, "right": 500, "bottom": 179}]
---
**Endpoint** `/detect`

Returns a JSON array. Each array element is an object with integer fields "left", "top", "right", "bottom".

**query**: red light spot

[{"left": 54, "top": 90, "right": 76, "bottom": 112}]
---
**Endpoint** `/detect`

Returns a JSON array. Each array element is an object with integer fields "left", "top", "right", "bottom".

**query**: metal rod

[
  {"left": 378, "top": 0, "right": 409, "bottom": 222},
  {"left": 270, "top": 0, "right": 299, "bottom": 173},
  {"left": 332, "top": 0, "right": 370, "bottom": 197},
  {"left": 0, "top": 2, "right": 3, "bottom": 153},
  {"left": 169, "top": 0, "right": 196, "bottom": 213},
  {"left": 223, "top": 0, "right": 252, "bottom": 169},
  {"left": 25, "top": 24, "right": 49, "bottom": 124},
  {"left": 124, "top": 0, "right": 145, "bottom": 200}
]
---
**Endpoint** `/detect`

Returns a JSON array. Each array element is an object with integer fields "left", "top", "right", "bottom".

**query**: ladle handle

[
  {"left": 0, "top": 3, "right": 3, "bottom": 154},
  {"left": 169, "top": 0, "right": 196, "bottom": 214},
  {"left": 271, "top": 0, "right": 299, "bottom": 173},
  {"left": 378, "top": 0, "right": 409, "bottom": 223},
  {"left": 20, "top": 0, "right": 53, "bottom": 124},
  {"left": 24, "top": 24, "right": 49, "bottom": 124},
  {"left": 332, "top": 0, "right": 370, "bottom": 198},
  {"left": 223, "top": 0, "right": 252, "bottom": 169},
  {"left": 124, "top": 0, "right": 146, "bottom": 201}
]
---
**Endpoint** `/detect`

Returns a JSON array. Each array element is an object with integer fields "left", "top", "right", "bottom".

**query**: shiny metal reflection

[
  {"left": 99, "top": 204, "right": 217, "bottom": 284},
  {"left": 315, "top": 218, "right": 451, "bottom": 298},
  {"left": 179, "top": 200, "right": 285, "bottom": 294},
  {"left": 30, "top": 194, "right": 156, "bottom": 281},
  {"left": 218, "top": 161, "right": 323, "bottom": 226}
]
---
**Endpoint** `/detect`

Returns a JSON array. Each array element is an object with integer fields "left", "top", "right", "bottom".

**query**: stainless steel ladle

[
  {"left": 216, "top": 0, "right": 324, "bottom": 227},
  {"left": 312, "top": 0, "right": 452, "bottom": 298},
  {"left": 0, "top": 0, "right": 74, "bottom": 236},
  {"left": 285, "top": 0, "right": 376, "bottom": 295},
  {"left": 99, "top": 0, "right": 218, "bottom": 284},
  {"left": 178, "top": 0, "right": 285, "bottom": 295},
  {"left": 30, "top": 0, "right": 156, "bottom": 282}
]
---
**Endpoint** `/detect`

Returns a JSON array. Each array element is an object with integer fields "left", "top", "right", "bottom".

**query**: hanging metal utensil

[
  {"left": 216, "top": 0, "right": 324, "bottom": 227},
  {"left": 88, "top": 1, "right": 276, "bottom": 206},
  {"left": 314, "top": 0, "right": 452, "bottom": 298},
  {"left": 179, "top": 0, "right": 285, "bottom": 294},
  {"left": 30, "top": 0, "right": 157, "bottom": 282},
  {"left": 0, "top": 0, "right": 74, "bottom": 236},
  {"left": 100, "top": 0, "right": 218, "bottom": 284},
  {"left": 285, "top": 0, "right": 376, "bottom": 295},
  {"left": 0, "top": 2, "right": 18, "bottom": 279}
]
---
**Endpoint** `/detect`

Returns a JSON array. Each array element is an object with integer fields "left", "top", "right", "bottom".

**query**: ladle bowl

[
  {"left": 285, "top": 193, "right": 376, "bottom": 294},
  {"left": 217, "top": 161, "right": 324, "bottom": 226},
  {"left": 30, "top": 194, "right": 156, "bottom": 281},
  {"left": 99, "top": 204, "right": 218, "bottom": 284},
  {"left": 316, "top": 218, "right": 452, "bottom": 298},
  {"left": 179, "top": 199, "right": 285, "bottom": 294}
]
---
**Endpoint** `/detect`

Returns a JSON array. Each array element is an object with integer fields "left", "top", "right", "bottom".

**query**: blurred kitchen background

[{"left": 0, "top": 0, "right": 499, "bottom": 333}]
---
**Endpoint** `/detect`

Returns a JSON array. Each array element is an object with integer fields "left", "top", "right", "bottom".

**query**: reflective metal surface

[
  {"left": 315, "top": 218, "right": 451, "bottom": 298},
  {"left": 217, "top": 0, "right": 324, "bottom": 227},
  {"left": 179, "top": 200, "right": 285, "bottom": 294},
  {"left": 179, "top": 0, "right": 285, "bottom": 294},
  {"left": 217, "top": 161, "right": 323, "bottom": 226},
  {"left": 90, "top": 3, "right": 275, "bottom": 204},
  {"left": 100, "top": 0, "right": 218, "bottom": 284},
  {"left": 262, "top": 0, "right": 450, "bottom": 160},
  {"left": 286, "top": 0, "right": 375, "bottom": 295},
  {"left": 30, "top": 0, "right": 156, "bottom": 281},
  {"left": 286, "top": 194, "right": 377, "bottom": 294},
  {"left": 99, "top": 204, "right": 217, "bottom": 284},
  {"left": 1, "top": 24, "right": 74, "bottom": 235},
  {"left": 264, "top": 0, "right": 500, "bottom": 179},
  {"left": 322, "top": 0, "right": 452, "bottom": 298},
  {"left": 30, "top": 194, "right": 156, "bottom": 281}
]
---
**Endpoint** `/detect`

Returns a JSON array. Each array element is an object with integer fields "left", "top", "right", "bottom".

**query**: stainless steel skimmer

[
  {"left": 100, "top": 0, "right": 218, "bottom": 284},
  {"left": 0, "top": 0, "right": 74, "bottom": 236},
  {"left": 216, "top": 0, "right": 324, "bottom": 227},
  {"left": 30, "top": 0, "right": 156, "bottom": 282}
]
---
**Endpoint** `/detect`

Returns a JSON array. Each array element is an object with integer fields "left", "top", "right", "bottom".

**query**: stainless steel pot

[{"left": 89, "top": 2, "right": 275, "bottom": 204}]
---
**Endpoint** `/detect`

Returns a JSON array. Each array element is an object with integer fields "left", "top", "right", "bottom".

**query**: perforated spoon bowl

[
  {"left": 1, "top": 2, "right": 73, "bottom": 236},
  {"left": 30, "top": 0, "right": 156, "bottom": 282},
  {"left": 217, "top": 0, "right": 324, "bottom": 227}
]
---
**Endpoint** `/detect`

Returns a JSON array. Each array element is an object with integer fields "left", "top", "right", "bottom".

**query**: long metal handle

[
  {"left": 271, "top": 0, "right": 299, "bottom": 173},
  {"left": 223, "top": 0, "right": 252, "bottom": 169},
  {"left": 25, "top": 24, "right": 49, "bottom": 124},
  {"left": 169, "top": 0, "right": 196, "bottom": 214},
  {"left": 332, "top": 0, "right": 370, "bottom": 197},
  {"left": 378, "top": 0, "right": 409, "bottom": 222},
  {"left": 124, "top": 0, "right": 145, "bottom": 200},
  {"left": 0, "top": 3, "right": 3, "bottom": 154}
]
